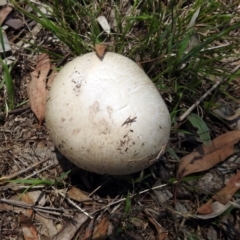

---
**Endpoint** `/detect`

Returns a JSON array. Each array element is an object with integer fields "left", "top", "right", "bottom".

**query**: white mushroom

[{"left": 45, "top": 52, "right": 171, "bottom": 175}]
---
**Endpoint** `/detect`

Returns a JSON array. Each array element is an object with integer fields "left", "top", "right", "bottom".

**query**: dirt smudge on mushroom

[
  {"left": 71, "top": 71, "right": 83, "bottom": 96},
  {"left": 88, "top": 102, "right": 111, "bottom": 135},
  {"left": 107, "top": 106, "right": 113, "bottom": 119},
  {"left": 117, "top": 130, "right": 133, "bottom": 153},
  {"left": 97, "top": 118, "right": 111, "bottom": 135},
  {"left": 89, "top": 101, "right": 100, "bottom": 115},
  {"left": 72, "top": 128, "right": 81, "bottom": 134}
]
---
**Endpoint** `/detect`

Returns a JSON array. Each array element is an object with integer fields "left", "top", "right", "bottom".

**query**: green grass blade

[
  {"left": 124, "top": 191, "right": 131, "bottom": 216},
  {"left": 178, "top": 21, "right": 240, "bottom": 66},
  {"left": 7, "top": 178, "right": 54, "bottom": 185},
  {"left": 187, "top": 113, "right": 211, "bottom": 145}
]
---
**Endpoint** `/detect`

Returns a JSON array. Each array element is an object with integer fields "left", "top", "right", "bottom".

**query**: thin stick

[
  {"left": 1, "top": 181, "right": 177, "bottom": 219},
  {"left": 92, "top": 181, "right": 178, "bottom": 214},
  {"left": 0, "top": 158, "right": 49, "bottom": 183},
  {"left": 0, "top": 198, "right": 75, "bottom": 218},
  {"left": 8, "top": 106, "right": 30, "bottom": 115},
  {"left": 178, "top": 78, "right": 224, "bottom": 122},
  {"left": 52, "top": 186, "right": 93, "bottom": 219},
  {"left": 179, "top": 63, "right": 240, "bottom": 123},
  {"left": 25, "top": 163, "right": 56, "bottom": 179}
]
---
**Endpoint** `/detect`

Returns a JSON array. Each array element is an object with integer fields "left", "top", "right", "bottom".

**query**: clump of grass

[{"left": 12, "top": 0, "right": 240, "bottom": 113}]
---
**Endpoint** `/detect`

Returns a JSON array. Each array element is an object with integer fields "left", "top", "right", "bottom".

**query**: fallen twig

[
  {"left": 178, "top": 78, "right": 225, "bottom": 122},
  {"left": 0, "top": 158, "right": 49, "bottom": 183},
  {"left": 91, "top": 181, "right": 178, "bottom": 214},
  {"left": 179, "top": 65, "right": 240, "bottom": 122},
  {"left": 0, "top": 198, "right": 75, "bottom": 218},
  {"left": 52, "top": 186, "right": 93, "bottom": 219}
]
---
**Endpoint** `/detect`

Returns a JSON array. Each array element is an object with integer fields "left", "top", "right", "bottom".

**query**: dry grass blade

[
  {"left": 0, "top": 158, "right": 49, "bottom": 183},
  {"left": 178, "top": 77, "right": 225, "bottom": 122}
]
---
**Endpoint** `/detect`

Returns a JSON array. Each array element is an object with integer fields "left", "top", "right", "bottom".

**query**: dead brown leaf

[
  {"left": 21, "top": 192, "right": 57, "bottom": 238},
  {"left": 19, "top": 192, "right": 35, "bottom": 217},
  {"left": 144, "top": 209, "right": 167, "bottom": 240},
  {"left": 19, "top": 213, "right": 39, "bottom": 240},
  {"left": 83, "top": 218, "right": 95, "bottom": 240},
  {"left": 0, "top": 6, "right": 12, "bottom": 25},
  {"left": 52, "top": 213, "right": 88, "bottom": 240},
  {"left": 1, "top": 195, "right": 39, "bottom": 240},
  {"left": 196, "top": 200, "right": 236, "bottom": 219},
  {"left": 0, "top": 192, "right": 57, "bottom": 238},
  {"left": 92, "top": 217, "right": 109, "bottom": 240},
  {"left": 177, "top": 131, "right": 240, "bottom": 180},
  {"left": 0, "top": 199, "right": 57, "bottom": 238},
  {"left": 212, "top": 171, "right": 240, "bottom": 204},
  {"left": 197, "top": 199, "right": 213, "bottom": 214},
  {"left": 46, "top": 64, "right": 57, "bottom": 90},
  {"left": 95, "top": 44, "right": 107, "bottom": 59},
  {"left": 148, "top": 217, "right": 168, "bottom": 240},
  {"left": 197, "top": 171, "right": 240, "bottom": 215},
  {"left": 67, "top": 186, "right": 92, "bottom": 203},
  {"left": 27, "top": 53, "right": 51, "bottom": 126}
]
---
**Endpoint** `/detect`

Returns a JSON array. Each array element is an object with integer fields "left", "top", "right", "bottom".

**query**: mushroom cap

[{"left": 45, "top": 52, "right": 171, "bottom": 175}]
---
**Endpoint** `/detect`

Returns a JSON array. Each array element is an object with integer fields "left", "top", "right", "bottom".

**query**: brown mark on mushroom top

[
  {"left": 89, "top": 101, "right": 100, "bottom": 124},
  {"left": 71, "top": 72, "right": 82, "bottom": 95},
  {"left": 133, "top": 151, "right": 139, "bottom": 157},
  {"left": 72, "top": 128, "right": 81, "bottom": 135},
  {"left": 89, "top": 101, "right": 100, "bottom": 116},
  {"left": 117, "top": 130, "right": 133, "bottom": 153},
  {"left": 89, "top": 101, "right": 111, "bottom": 134},
  {"left": 58, "top": 143, "right": 63, "bottom": 150},
  {"left": 71, "top": 57, "right": 92, "bottom": 96},
  {"left": 97, "top": 118, "right": 111, "bottom": 135},
  {"left": 106, "top": 106, "right": 116, "bottom": 126},
  {"left": 107, "top": 106, "right": 113, "bottom": 117}
]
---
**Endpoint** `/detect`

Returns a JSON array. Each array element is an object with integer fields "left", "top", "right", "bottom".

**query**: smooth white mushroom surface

[{"left": 45, "top": 52, "right": 171, "bottom": 175}]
